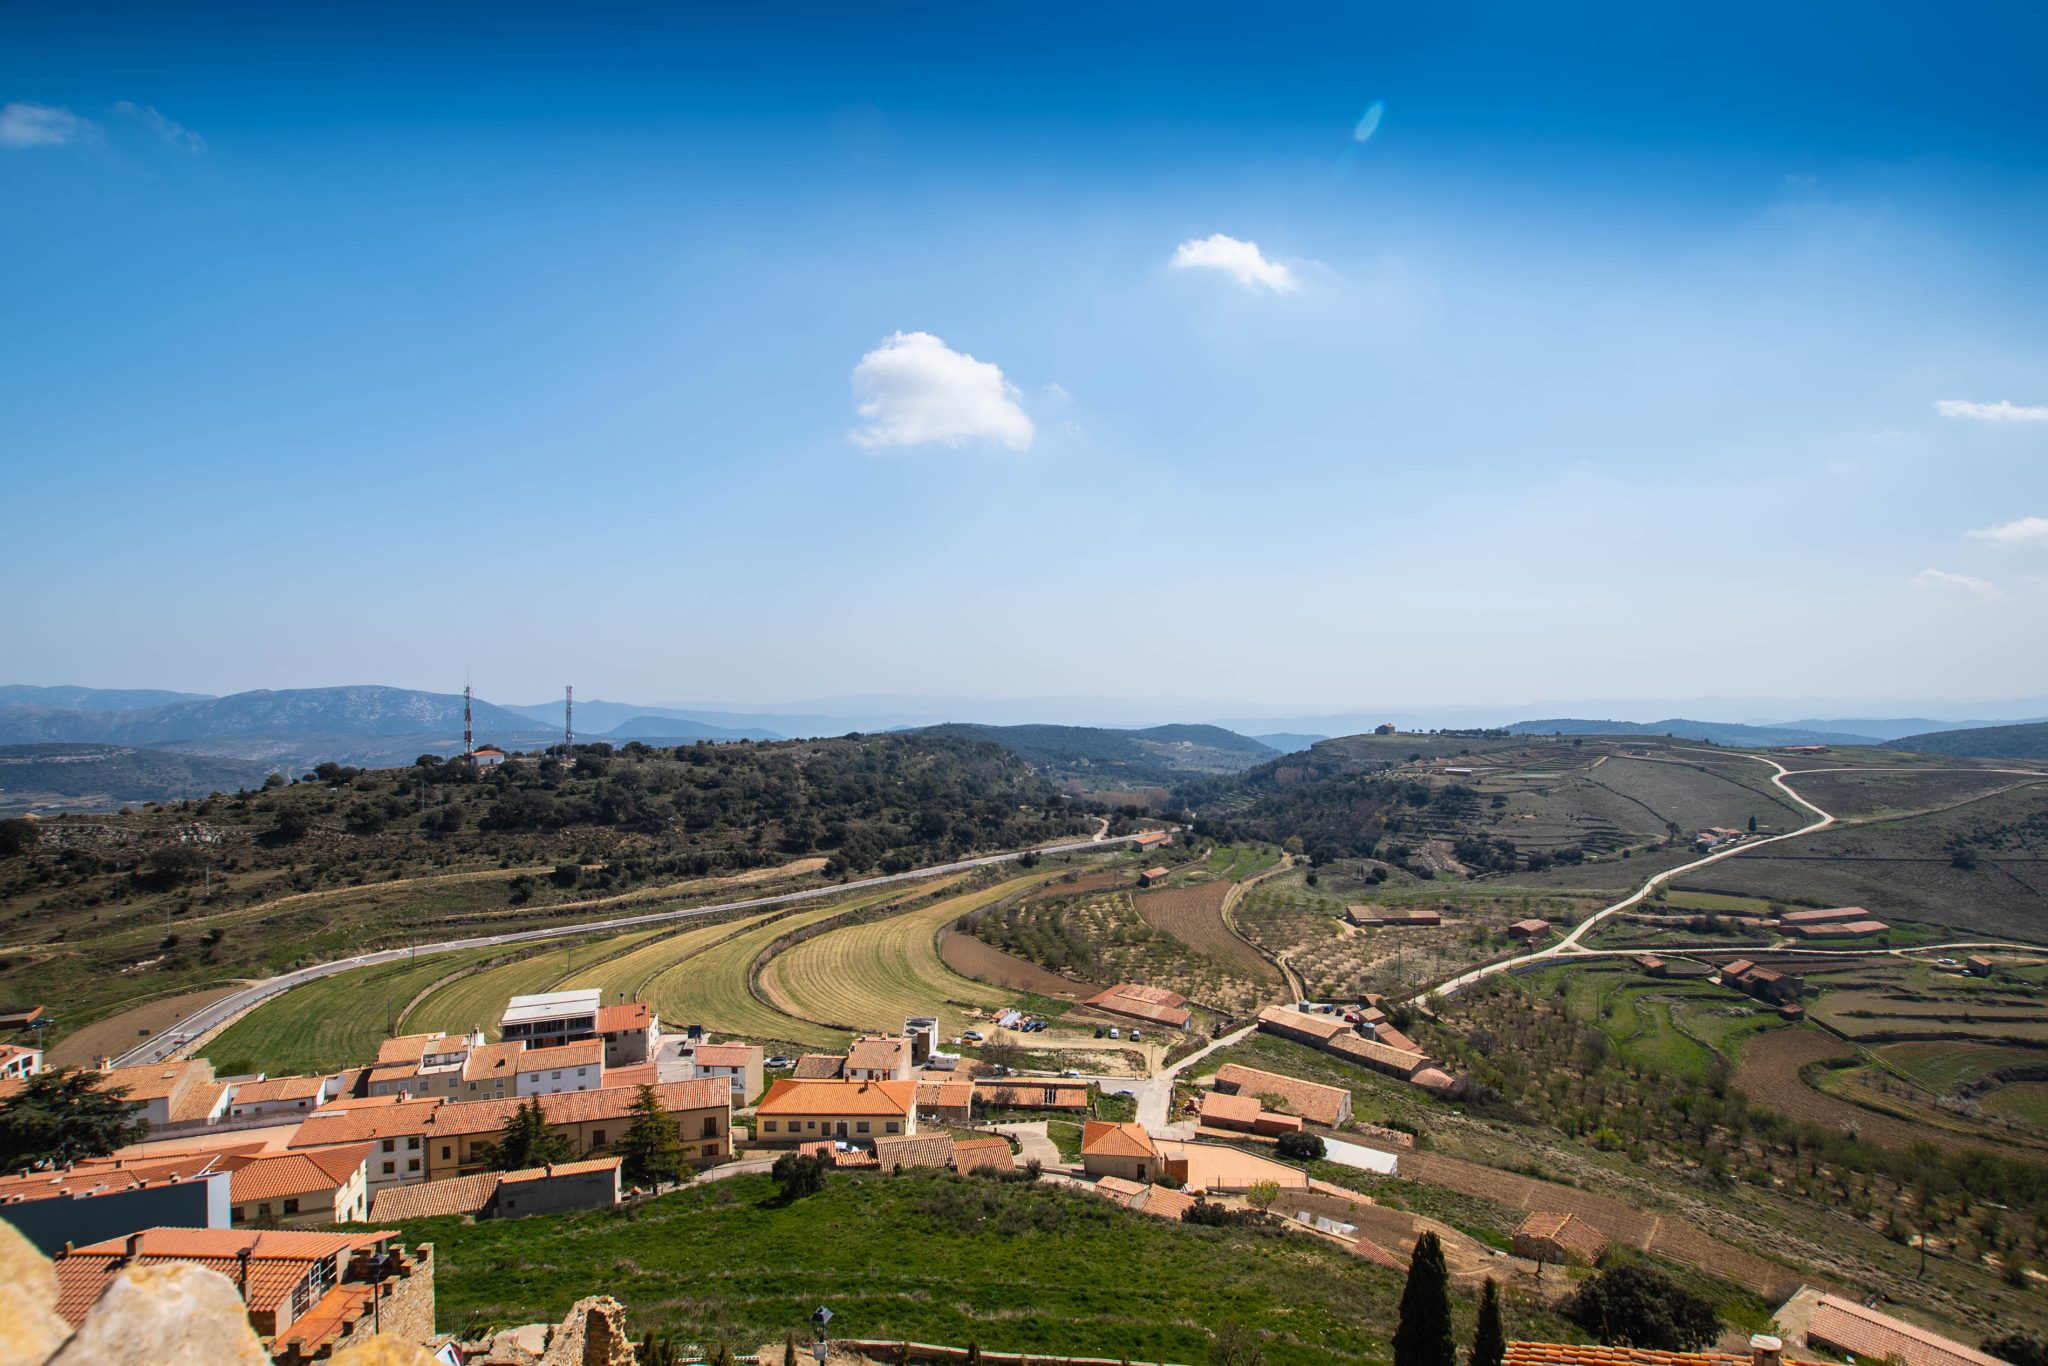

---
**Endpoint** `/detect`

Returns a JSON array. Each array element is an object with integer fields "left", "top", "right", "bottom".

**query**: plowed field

[
  {"left": 1133, "top": 880, "right": 1278, "bottom": 982},
  {"left": 938, "top": 928, "right": 1096, "bottom": 999}
]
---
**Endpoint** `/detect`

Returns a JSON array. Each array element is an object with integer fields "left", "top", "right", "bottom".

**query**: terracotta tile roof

[
  {"left": 375, "top": 1034, "right": 441, "bottom": 1066},
  {"left": 1509, "top": 919, "right": 1551, "bottom": 934},
  {"left": 1199, "top": 1090, "right": 1263, "bottom": 1125},
  {"left": 101, "top": 1060, "right": 210, "bottom": 1103},
  {"left": 974, "top": 1081, "right": 1089, "bottom": 1110},
  {"left": 1504, "top": 1344, "right": 1772, "bottom": 1366},
  {"left": 1781, "top": 906, "right": 1871, "bottom": 923},
  {"left": 606, "top": 1063, "right": 660, "bottom": 1089},
  {"left": 799, "top": 1140, "right": 877, "bottom": 1167},
  {"left": 316, "top": 1092, "right": 411, "bottom": 1110},
  {"left": 1085, "top": 983, "right": 1192, "bottom": 1027},
  {"left": 0, "top": 1154, "right": 230, "bottom": 1205},
  {"left": 1411, "top": 1067, "right": 1457, "bottom": 1090},
  {"left": 916, "top": 1080, "right": 973, "bottom": 1110},
  {"left": 1804, "top": 1294, "right": 2005, "bottom": 1366},
  {"left": 291, "top": 1099, "right": 445, "bottom": 1146},
  {"left": 1081, "top": 1120, "right": 1157, "bottom": 1159},
  {"left": 791, "top": 1054, "right": 845, "bottom": 1079},
  {"left": 756, "top": 1078, "right": 916, "bottom": 1119},
  {"left": 369, "top": 1173, "right": 501, "bottom": 1221},
  {"left": 1721, "top": 959, "right": 1757, "bottom": 979},
  {"left": 1789, "top": 920, "right": 1888, "bottom": 936},
  {"left": 168, "top": 1081, "right": 230, "bottom": 1124},
  {"left": 515, "top": 1040, "right": 603, "bottom": 1072},
  {"left": 1093, "top": 1175, "right": 1147, "bottom": 1205},
  {"left": 595, "top": 1002, "right": 652, "bottom": 1033},
  {"left": 1326, "top": 1033, "right": 1430, "bottom": 1077},
  {"left": 846, "top": 1036, "right": 908, "bottom": 1072},
  {"left": 426, "top": 1078, "right": 730, "bottom": 1137},
  {"left": 1256, "top": 1004, "right": 1349, "bottom": 1042},
  {"left": 500, "top": 1156, "right": 621, "bottom": 1185},
  {"left": 54, "top": 1228, "right": 393, "bottom": 1325},
  {"left": 690, "top": 1043, "right": 758, "bottom": 1068},
  {"left": 366, "top": 1063, "right": 420, "bottom": 1088},
  {"left": 462, "top": 1042, "right": 524, "bottom": 1080},
  {"left": 1368, "top": 1022, "right": 1422, "bottom": 1053},
  {"left": 225, "top": 1145, "right": 370, "bottom": 1204},
  {"left": 1514, "top": 1212, "right": 1608, "bottom": 1262},
  {"left": 872, "top": 1132, "right": 953, "bottom": 1170},
  {"left": 1214, "top": 1063, "right": 1349, "bottom": 1127},
  {"left": 271, "top": 1283, "right": 374, "bottom": 1353},
  {"left": 229, "top": 1075, "right": 330, "bottom": 1105},
  {"left": 1141, "top": 1185, "right": 1198, "bottom": 1219},
  {"left": 951, "top": 1136, "right": 1016, "bottom": 1174}
]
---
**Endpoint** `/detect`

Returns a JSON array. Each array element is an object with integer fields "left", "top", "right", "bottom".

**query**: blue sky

[{"left": 4, "top": 3, "right": 2046, "bottom": 715}]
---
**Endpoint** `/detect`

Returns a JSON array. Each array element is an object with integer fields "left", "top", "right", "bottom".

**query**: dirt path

[{"left": 46, "top": 984, "right": 248, "bottom": 1068}]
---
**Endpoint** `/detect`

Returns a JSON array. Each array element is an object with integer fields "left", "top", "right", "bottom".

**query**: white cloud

[
  {"left": 1934, "top": 398, "right": 2048, "bottom": 423},
  {"left": 113, "top": 101, "right": 204, "bottom": 152},
  {"left": 1912, "top": 568, "right": 2001, "bottom": 598},
  {"left": 1967, "top": 515, "right": 2048, "bottom": 549},
  {"left": 849, "top": 332, "right": 1035, "bottom": 452},
  {"left": 1169, "top": 233, "right": 1301, "bottom": 294},
  {"left": 0, "top": 101, "right": 94, "bottom": 148}
]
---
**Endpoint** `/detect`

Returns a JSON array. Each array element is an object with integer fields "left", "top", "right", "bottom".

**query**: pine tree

[
  {"left": 1470, "top": 1278, "right": 1506, "bottom": 1366},
  {"left": 0, "top": 1069, "right": 149, "bottom": 1168},
  {"left": 614, "top": 1084, "right": 687, "bottom": 1187},
  {"left": 1394, "top": 1232, "right": 1457, "bottom": 1366},
  {"left": 490, "top": 1097, "right": 576, "bottom": 1171}
]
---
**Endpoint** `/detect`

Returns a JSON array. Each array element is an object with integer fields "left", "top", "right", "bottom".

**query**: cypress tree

[
  {"left": 1394, "top": 1232, "right": 1457, "bottom": 1366},
  {"left": 1471, "top": 1278, "right": 1506, "bottom": 1366}
]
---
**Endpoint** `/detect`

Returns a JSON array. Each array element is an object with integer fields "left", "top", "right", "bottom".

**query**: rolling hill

[
  {"left": 924, "top": 722, "right": 1276, "bottom": 788},
  {"left": 1885, "top": 720, "right": 2048, "bottom": 760},
  {"left": 1505, "top": 717, "right": 1878, "bottom": 747},
  {"left": 0, "top": 744, "right": 275, "bottom": 812}
]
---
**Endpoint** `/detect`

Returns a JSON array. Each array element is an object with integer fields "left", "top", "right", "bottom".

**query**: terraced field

[
  {"left": 206, "top": 945, "right": 510, "bottom": 1075},
  {"left": 639, "top": 882, "right": 963, "bottom": 1050},
  {"left": 1782, "top": 768, "right": 2047, "bottom": 823},
  {"left": 398, "top": 926, "right": 671, "bottom": 1039},
  {"left": 1133, "top": 879, "right": 1277, "bottom": 982},
  {"left": 761, "top": 873, "right": 1048, "bottom": 1036},
  {"left": 554, "top": 909, "right": 789, "bottom": 1002},
  {"left": 937, "top": 928, "right": 1096, "bottom": 999}
]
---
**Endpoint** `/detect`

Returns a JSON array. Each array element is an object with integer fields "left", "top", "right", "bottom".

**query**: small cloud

[
  {"left": 0, "top": 101, "right": 95, "bottom": 148},
  {"left": 1934, "top": 398, "right": 2048, "bottom": 423},
  {"left": 849, "top": 331, "right": 1035, "bottom": 452},
  {"left": 1967, "top": 516, "right": 2048, "bottom": 549},
  {"left": 113, "top": 102, "right": 204, "bottom": 152},
  {"left": 1353, "top": 101, "right": 1385, "bottom": 143},
  {"left": 1912, "top": 568, "right": 2000, "bottom": 598},
  {"left": 1169, "top": 233, "right": 1301, "bottom": 294}
]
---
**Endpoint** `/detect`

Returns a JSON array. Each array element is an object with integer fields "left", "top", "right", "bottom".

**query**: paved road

[{"left": 112, "top": 824, "right": 1143, "bottom": 1069}]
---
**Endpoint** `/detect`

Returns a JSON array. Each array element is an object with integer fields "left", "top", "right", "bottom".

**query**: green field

[
  {"left": 207, "top": 945, "right": 510, "bottom": 1075},
  {"left": 1983, "top": 1083, "right": 2048, "bottom": 1128},
  {"left": 553, "top": 909, "right": 787, "bottom": 1002},
  {"left": 1205, "top": 843, "right": 1281, "bottom": 880},
  {"left": 1520, "top": 963, "right": 1774, "bottom": 1081},
  {"left": 386, "top": 1168, "right": 1565, "bottom": 1364},
  {"left": 1870, "top": 1041, "right": 2046, "bottom": 1093},
  {"left": 399, "top": 926, "right": 670, "bottom": 1038}
]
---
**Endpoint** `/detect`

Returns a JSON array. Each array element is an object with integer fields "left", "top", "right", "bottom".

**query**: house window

[
  {"left": 382, "top": 1162, "right": 395, "bottom": 1175},
  {"left": 406, "top": 1137, "right": 419, "bottom": 1149},
  {"left": 407, "top": 1158, "right": 420, "bottom": 1172},
  {"left": 702, "top": 1144, "right": 717, "bottom": 1157},
  {"left": 441, "top": 1146, "right": 451, "bottom": 1160},
  {"left": 592, "top": 1129, "right": 606, "bottom": 1147},
  {"left": 233, "top": 1206, "right": 245, "bottom": 1220},
  {"left": 806, "top": 1120, "right": 817, "bottom": 1131},
  {"left": 551, "top": 1071, "right": 561, "bottom": 1080},
  {"left": 381, "top": 1139, "right": 395, "bottom": 1153},
  {"left": 284, "top": 1199, "right": 300, "bottom": 1215},
  {"left": 702, "top": 1117, "right": 718, "bottom": 1138},
  {"left": 259, "top": 1202, "right": 272, "bottom": 1217},
  {"left": 763, "top": 1120, "right": 778, "bottom": 1133},
  {"left": 885, "top": 1122, "right": 900, "bottom": 1133},
  {"left": 856, "top": 1121, "right": 870, "bottom": 1134}
]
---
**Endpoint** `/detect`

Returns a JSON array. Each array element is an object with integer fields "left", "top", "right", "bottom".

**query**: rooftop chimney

[
  {"left": 123, "top": 1233, "right": 142, "bottom": 1263},
  {"left": 1751, "top": 1334, "right": 1783, "bottom": 1366}
]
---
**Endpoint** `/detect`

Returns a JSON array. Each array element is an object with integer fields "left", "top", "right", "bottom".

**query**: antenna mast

[
  {"left": 565, "top": 685, "right": 574, "bottom": 751},
  {"left": 463, "top": 684, "right": 474, "bottom": 757}
]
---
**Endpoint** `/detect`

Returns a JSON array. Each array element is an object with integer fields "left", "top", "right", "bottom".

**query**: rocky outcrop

[
  {"left": 0, "top": 1221, "right": 70, "bottom": 1366},
  {"left": 47, "top": 1264, "right": 269, "bottom": 1366}
]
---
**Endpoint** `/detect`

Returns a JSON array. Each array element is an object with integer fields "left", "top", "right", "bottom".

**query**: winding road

[{"left": 112, "top": 822, "right": 1141, "bottom": 1069}]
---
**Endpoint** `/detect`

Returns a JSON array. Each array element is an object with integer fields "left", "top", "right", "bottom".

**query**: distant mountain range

[
  {"left": 601, "top": 715, "right": 783, "bottom": 742},
  {"left": 0, "top": 744, "right": 274, "bottom": 813},
  {"left": 1506, "top": 718, "right": 1882, "bottom": 747},
  {"left": 923, "top": 722, "right": 1277, "bottom": 788},
  {"left": 0, "top": 684, "right": 213, "bottom": 713}
]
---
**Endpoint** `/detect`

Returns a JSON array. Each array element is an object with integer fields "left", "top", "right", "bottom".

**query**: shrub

[{"left": 1276, "top": 1131, "right": 1326, "bottom": 1161}]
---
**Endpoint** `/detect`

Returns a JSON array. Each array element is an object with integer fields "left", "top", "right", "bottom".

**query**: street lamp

[{"left": 809, "top": 1306, "right": 833, "bottom": 1364}]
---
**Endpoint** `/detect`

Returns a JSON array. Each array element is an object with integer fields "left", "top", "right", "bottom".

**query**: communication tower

[
  {"left": 565, "top": 685, "right": 574, "bottom": 751},
  {"left": 463, "top": 684, "right": 474, "bottom": 757}
]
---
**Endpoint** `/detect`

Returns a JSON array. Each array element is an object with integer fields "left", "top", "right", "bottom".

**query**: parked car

[
  {"left": 1108, "top": 1027, "right": 1121, "bottom": 1040},
  {"left": 765, "top": 1055, "right": 794, "bottom": 1069},
  {"left": 963, "top": 1029, "right": 985, "bottom": 1041},
  {"left": 1062, "top": 1069, "right": 1083, "bottom": 1078},
  {"left": 1093, "top": 1027, "right": 1105, "bottom": 1039},
  {"left": 1130, "top": 1029, "right": 1142, "bottom": 1041}
]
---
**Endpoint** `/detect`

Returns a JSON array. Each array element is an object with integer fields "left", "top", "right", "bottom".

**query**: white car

[{"left": 963, "top": 1030, "right": 985, "bottom": 1042}]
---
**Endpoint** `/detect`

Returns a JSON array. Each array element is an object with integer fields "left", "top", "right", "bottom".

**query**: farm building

[
  {"left": 1213, "top": 1062, "right": 1353, "bottom": 1127},
  {"left": 1374, "top": 723, "right": 1397, "bottom": 735},
  {"left": 1512, "top": 1212, "right": 1608, "bottom": 1266},
  {"left": 1255, "top": 1004, "right": 1350, "bottom": 1046},
  {"left": 872, "top": 1132, "right": 952, "bottom": 1171},
  {"left": 1966, "top": 955, "right": 1995, "bottom": 978},
  {"left": 1255, "top": 1004, "right": 1448, "bottom": 1089},
  {"left": 1633, "top": 954, "right": 1667, "bottom": 976},
  {"left": 1507, "top": 919, "right": 1551, "bottom": 941},
  {"left": 1091, "top": 1175, "right": 1197, "bottom": 1220},
  {"left": 1780, "top": 906, "right": 1874, "bottom": 924},
  {"left": 1084, "top": 982, "right": 1192, "bottom": 1029},
  {"left": 1154, "top": 1139, "right": 1312, "bottom": 1194},
  {"left": 1722, "top": 962, "right": 1804, "bottom": 1005},
  {"left": 1788, "top": 919, "right": 1888, "bottom": 938},
  {"left": 1080, "top": 1120, "right": 1160, "bottom": 1183},
  {"left": 1130, "top": 830, "right": 1173, "bottom": 851},
  {"left": 1137, "top": 866, "right": 1171, "bottom": 888},
  {"left": 1791, "top": 1290, "right": 2007, "bottom": 1366},
  {"left": 1503, "top": 1342, "right": 1816, "bottom": 1366},
  {"left": 951, "top": 1135, "right": 1017, "bottom": 1175},
  {"left": 976, "top": 1080, "right": 1089, "bottom": 1111},
  {"left": 1198, "top": 1089, "right": 1303, "bottom": 1136},
  {"left": 754, "top": 1078, "right": 917, "bottom": 1145},
  {"left": 915, "top": 1079, "right": 974, "bottom": 1125},
  {"left": 1346, "top": 907, "right": 1442, "bottom": 928},
  {"left": 0, "top": 1005, "right": 45, "bottom": 1030}
]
